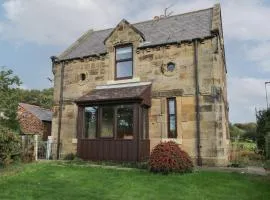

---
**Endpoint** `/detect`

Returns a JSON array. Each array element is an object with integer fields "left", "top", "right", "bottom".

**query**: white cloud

[
  {"left": 228, "top": 76, "right": 268, "bottom": 122},
  {"left": 220, "top": 0, "right": 270, "bottom": 73},
  {"left": 19, "top": 84, "right": 29, "bottom": 90},
  {"left": 222, "top": 0, "right": 270, "bottom": 41},
  {"left": 1, "top": 0, "right": 269, "bottom": 45},
  {"left": 245, "top": 41, "right": 270, "bottom": 71},
  {"left": 0, "top": 0, "right": 128, "bottom": 45}
]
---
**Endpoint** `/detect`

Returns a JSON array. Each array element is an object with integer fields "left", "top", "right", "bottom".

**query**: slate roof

[
  {"left": 19, "top": 103, "right": 53, "bottom": 122},
  {"left": 59, "top": 7, "right": 213, "bottom": 60},
  {"left": 76, "top": 84, "right": 151, "bottom": 106}
]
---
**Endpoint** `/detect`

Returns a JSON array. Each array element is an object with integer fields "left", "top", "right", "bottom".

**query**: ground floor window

[
  {"left": 116, "top": 105, "right": 133, "bottom": 139},
  {"left": 100, "top": 107, "right": 114, "bottom": 138},
  {"left": 84, "top": 106, "right": 98, "bottom": 139},
  {"left": 167, "top": 98, "right": 177, "bottom": 138},
  {"left": 83, "top": 104, "right": 140, "bottom": 139}
]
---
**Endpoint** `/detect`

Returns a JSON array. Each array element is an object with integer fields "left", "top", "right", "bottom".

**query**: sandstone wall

[{"left": 52, "top": 18, "right": 229, "bottom": 165}]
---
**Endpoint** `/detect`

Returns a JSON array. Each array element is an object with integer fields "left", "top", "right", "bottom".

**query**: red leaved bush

[{"left": 149, "top": 141, "right": 193, "bottom": 174}]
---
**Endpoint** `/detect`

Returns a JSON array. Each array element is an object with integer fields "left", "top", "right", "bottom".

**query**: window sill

[
  {"left": 107, "top": 77, "right": 140, "bottom": 85},
  {"left": 161, "top": 138, "right": 182, "bottom": 145}
]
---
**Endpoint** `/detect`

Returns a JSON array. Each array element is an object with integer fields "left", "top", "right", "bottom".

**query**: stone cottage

[
  {"left": 51, "top": 4, "right": 229, "bottom": 166},
  {"left": 18, "top": 103, "right": 52, "bottom": 141}
]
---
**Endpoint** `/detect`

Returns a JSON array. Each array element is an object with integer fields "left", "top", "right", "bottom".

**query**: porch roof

[{"left": 75, "top": 84, "right": 151, "bottom": 106}]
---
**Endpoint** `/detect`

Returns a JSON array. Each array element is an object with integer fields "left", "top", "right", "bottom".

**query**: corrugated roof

[
  {"left": 19, "top": 103, "right": 53, "bottom": 122},
  {"left": 58, "top": 7, "right": 213, "bottom": 60}
]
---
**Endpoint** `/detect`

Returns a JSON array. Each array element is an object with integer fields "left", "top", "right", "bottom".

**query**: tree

[
  {"left": 0, "top": 67, "right": 53, "bottom": 130},
  {"left": 0, "top": 67, "right": 22, "bottom": 130},
  {"left": 229, "top": 122, "right": 257, "bottom": 141},
  {"left": 234, "top": 123, "right": 257, "bottom": 141},
  {"left": 0, "top": 125, "right": 21, "bottom": 166},
  {"left": 229, "top": 123, "right": 244, "bottom": 139},
  {"left": 256, "top": 109, "right": 270, "bottom": 152},
  {"left": 19, "top": 88, "right": 53, "bottom": 109}
]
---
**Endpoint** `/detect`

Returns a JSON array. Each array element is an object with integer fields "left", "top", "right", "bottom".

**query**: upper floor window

[
  {"left": 167, "top": 62, "right": 175, "bottom": 72},
  {"left": 115, "top": 45, "right": 133, "bottom": 79}
]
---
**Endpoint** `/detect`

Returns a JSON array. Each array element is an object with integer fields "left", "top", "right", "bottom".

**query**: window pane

[
  {"left": 100, "top": 107, "right": 114, "bottom": 137},
  {"left": 168, "top": 98, "right": 177, "bottom": 138},
  {"left": 117, "top": 105, "right": 133, "bottom": 139},
  {"left": 168, "top": 99, "right": 175, "bottom": 114},
  {"left": 84, "top": 107, "right": 98, "bottom": 139},
  {"left": 169, "top": 115, "right": 176, "bottom": 138},
  {"left": 167, "top": 63, "right": 175, "bottom": 72},
  {"left": 116, "top": 61, "right": 132, "bottom": 78},
  {"left": 116, "top": 46, "right": 132, "bottom": 60},
  {"left": 169, "top": 115, "right": 176, "bottom": 131}
]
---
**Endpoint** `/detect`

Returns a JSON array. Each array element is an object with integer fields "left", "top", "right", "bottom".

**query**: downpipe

[
  {"left": 193, "top": 39, "right": 202, "bottom": 166},
  {"left": 51, "top": 57, "right": 65, "bottom": 160}
]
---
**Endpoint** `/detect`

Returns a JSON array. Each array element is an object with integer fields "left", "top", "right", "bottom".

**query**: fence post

[
  {"left": 46, "top": 136, "right": 53, "bottom": 160},
  {"left": 34, "top": 135, "right": 38, "bottom": 161},
  {"left": 21, "top": 135, "right": 25, "bottom": 152}
]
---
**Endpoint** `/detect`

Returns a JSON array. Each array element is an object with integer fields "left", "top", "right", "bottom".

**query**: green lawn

[{"left": 0, "top": 162, "right": 270, "bottom": 200}]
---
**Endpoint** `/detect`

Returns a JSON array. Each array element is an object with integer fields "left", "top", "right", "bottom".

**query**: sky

[{"left": 0, "top": 0, "right": 269, "bottom": 123}]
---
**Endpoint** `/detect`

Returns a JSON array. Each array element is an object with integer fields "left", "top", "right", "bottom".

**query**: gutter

[
  {"left": 56, "top": 37, "right": 215, "bottom": 63},
  {"left": 51, "top": 56, "right": 65, "bottom": 160},
  {"left": 137, "top": 36, "right": 215, "bottom": 50},
  {"left": 193, "top": 39, "right": 202, "bottom": 166}
]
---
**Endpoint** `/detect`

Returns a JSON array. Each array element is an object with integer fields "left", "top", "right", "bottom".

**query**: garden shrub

[
  {"left": 263, "top": 160, "right": 270, "bottom": 170},
  {"left": 20, "top": 135, "right": 36, "bottom": 163},
  {"left": 230, "top": 140, "right": 264, "bottom": 167},
  {"left": 0, "top": 126, "right": 21, "bottom": 167},
  {"left": 63, "top": 153, "right": 76, "bottom": 160},
  {"left": 149, "top": 141, "right": 193, "bottom": 174},
  {"left": 231, "top": 141, "right": 257, "bottom": 152},
  {"left": 21, "top": 144, "right": 35, "bottom": 163},
  {"left": 240, "top": 151, "right": 263, "bottom": 161}
]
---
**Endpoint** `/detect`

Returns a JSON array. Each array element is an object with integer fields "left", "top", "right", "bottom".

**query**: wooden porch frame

[{"left": 76, "top": 101, "right": 150, "bottom": 162}]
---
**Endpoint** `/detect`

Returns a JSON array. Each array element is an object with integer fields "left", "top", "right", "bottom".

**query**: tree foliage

[
  {"left": 0, "top": 67, "right": 22, "bottom": 130},
  {"left": 0, "top": 125, "right": 21, "bottom": 166},
  {"left": 256, "top": 109, "right": 270, "bottom": 151},
  {"left": 229, "top": 123, "right": 245, "bottom": 139},
  {"left": 229, "top": 122, "right": 257, "bottom": 141},
  {"left": 19, "top": 88, "right": 53, "bottom": 109},
  {"left": 0, "top": 67, "right": 53, "bottom": 130}
]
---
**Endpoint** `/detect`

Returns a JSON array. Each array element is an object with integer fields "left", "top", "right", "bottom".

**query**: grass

[{"left": 0, "top": 162, "right": 270, "bottom": 200}]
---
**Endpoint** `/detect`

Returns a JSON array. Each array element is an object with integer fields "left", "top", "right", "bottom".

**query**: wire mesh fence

[{"left": 21, "top": 135, "right": 60, "bottom": 161}]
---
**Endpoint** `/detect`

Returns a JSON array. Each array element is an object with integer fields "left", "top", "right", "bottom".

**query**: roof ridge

[
  {"left": 132, "top": 7, "right": 213, "bottom": 26},
  {"left": 19, "top": 102, "right": 51, "bottom": 112},
  {"left": 79, "top": 7, "right": 213, "bottom": 36}
]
